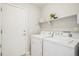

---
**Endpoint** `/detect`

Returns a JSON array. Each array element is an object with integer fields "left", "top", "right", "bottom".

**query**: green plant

[{"left": 49, "top": 13, "right": 58, "bottom": 19}]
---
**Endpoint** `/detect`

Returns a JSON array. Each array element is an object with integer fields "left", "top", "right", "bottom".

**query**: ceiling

[{"left": 31, "top": 3, "right": 48, "bottom": 8}]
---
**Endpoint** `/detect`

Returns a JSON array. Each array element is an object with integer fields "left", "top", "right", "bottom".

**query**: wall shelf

[{"left": 39, "top": 14, "right": 77, "bottom": 24}]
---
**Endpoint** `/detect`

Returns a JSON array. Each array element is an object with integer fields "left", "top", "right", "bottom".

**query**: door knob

[
  {"left": 24, "top": 30, "right": 26, "bottom": 32},
  {"left": 23, "top": 30, "right": 26, "bottom": 36}
]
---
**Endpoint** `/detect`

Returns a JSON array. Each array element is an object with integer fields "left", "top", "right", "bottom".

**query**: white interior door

[{"left": 2, "top": 4, "right": 27, "bottom": 56}]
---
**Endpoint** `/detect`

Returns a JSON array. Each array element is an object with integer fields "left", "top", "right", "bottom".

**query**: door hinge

[
  {"left": 0, "top": 8, "right": 2, "bottom": 12},
  {"left": 1, "top": 29, "right": 3, "bottom": 34}
]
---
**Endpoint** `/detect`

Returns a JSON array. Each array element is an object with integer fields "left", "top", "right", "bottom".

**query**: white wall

[
  {"left": 40, "top": 3, "right": 79, "bottom": 22},
  {"left": 40, "top": 3, "right": 79, "bottom": 31}
]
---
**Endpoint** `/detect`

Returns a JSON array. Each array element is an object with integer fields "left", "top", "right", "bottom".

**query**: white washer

[{"left": 31, "top": 35, "right": 43, "bottom": 56}]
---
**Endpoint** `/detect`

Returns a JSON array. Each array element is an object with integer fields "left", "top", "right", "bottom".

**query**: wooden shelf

[{"left": 39, "top": 14, "right": 77, "bottom": 24}]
